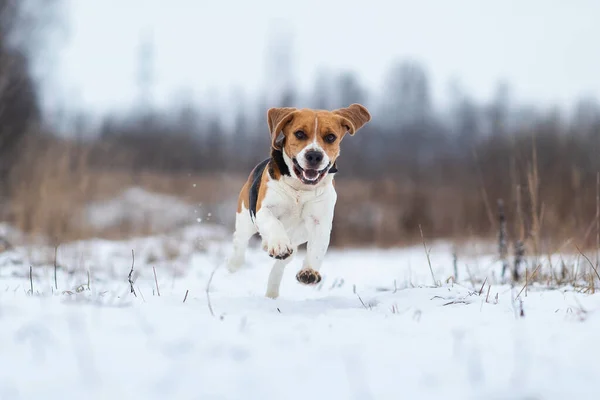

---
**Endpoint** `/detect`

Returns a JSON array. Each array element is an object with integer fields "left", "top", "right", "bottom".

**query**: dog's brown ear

[
  {"left": 332, "top": 103, "right": 371, "bottom": 135},
  {"left": 268, "top": 107, "right": 298, "bottom": 149}
]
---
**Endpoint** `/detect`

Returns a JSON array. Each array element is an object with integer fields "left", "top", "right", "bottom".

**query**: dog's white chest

[
  {"left": 275, "top": 186, "right": 317, "bottom": 225},
  {"left": 263, "top": 178, "right": 335, "bottom": 246}
]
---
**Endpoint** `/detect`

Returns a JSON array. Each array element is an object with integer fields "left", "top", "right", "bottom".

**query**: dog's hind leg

[
  {"left": 265, "top": 248, "right": 296, "bottom": 299},
  {"left": 226, "top": 206, "right": 257, "bottom": 273}
]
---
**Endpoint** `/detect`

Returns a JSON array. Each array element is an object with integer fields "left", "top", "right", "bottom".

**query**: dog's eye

[
  {"left": 294, "top": 130, "right": 307, "bottom": 140},
  {"left": 324, "top": 134, "right": 337, "bottom": 144}
]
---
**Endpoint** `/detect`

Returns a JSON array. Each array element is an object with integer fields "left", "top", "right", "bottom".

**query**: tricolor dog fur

[{"left": 226, "top": 103, "right": 371, "bottom": 298}]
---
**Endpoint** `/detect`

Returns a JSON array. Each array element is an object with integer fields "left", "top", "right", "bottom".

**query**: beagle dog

[{"left": 226, "top": 104, "right": 371, "bottom": 298}]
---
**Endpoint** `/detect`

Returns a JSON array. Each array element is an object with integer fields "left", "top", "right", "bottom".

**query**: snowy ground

[{"left": 1, "top": 220, "right": 600, "bottom": 400}]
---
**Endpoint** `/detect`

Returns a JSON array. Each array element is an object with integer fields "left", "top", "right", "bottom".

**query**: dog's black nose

[{"left": 305, "top": 150, "right": 324, "bottom": 167}]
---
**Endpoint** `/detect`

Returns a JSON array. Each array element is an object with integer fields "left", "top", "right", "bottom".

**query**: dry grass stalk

[
  {"left": 519, "top": 299, "right": 525, "bottom": 317},
  {"left": 356, "top": 293, "right": 370, "bottom": 310},
  {"left": 516, "top": 263, "right": 542, "bottom": 299},
  {"left": 575, "top": 245, "right": 600, "bottom": 293},
  {"left": 153, "top": 266, "right": 160, "bottom": 297},
  {"left": 419, "top": 224, "right": 437, "bottom": 286},
  {"left": 206, "top": 264, "right": 219, "bottom": 317},
  {"left": 128, "top": 249, "right": 137, "bottom": 297},
  {"left": 29, "top": 265, "right": 33, "bottom": 295},
  {"left": 478, "top": 277, "right": 488, "bottom": 296},
  {"left": 137, "top": 286, "right": 146, "bottom": 302}
]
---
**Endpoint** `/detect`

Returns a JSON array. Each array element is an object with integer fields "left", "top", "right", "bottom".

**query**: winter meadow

[{"left": 2, "top": 1, "right": 600, "bottom": 399}]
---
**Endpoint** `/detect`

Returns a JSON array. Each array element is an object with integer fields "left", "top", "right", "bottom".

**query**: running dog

[{"left": 226, "top": 104, "right": 371, "bottom": 298}]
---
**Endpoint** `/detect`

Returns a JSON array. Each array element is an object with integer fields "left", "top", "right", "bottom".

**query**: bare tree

[{"left": 381, "top": 60, "right": 432, "bottom": 127}]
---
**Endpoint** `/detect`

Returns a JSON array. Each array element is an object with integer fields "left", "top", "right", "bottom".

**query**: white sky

[{"left": 48, "top": 0, "right": 600, "bottom": 119}]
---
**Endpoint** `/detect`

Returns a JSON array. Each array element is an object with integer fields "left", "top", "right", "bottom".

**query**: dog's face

[{"left": 267, "top": 104, "right": 371, "bottom": 185}]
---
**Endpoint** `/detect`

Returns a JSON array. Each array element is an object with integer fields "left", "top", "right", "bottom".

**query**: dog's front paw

[
  {"left": 267, "top": 236, "right": 293, "bottom": 260},
  {"left": 296, "top": 268, "right": 322, "bottom": 285}
]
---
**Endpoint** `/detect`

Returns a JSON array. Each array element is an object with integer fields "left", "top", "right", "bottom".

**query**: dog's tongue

[{"left": 302, "top": 169, "right": 319, "bottom": 180}]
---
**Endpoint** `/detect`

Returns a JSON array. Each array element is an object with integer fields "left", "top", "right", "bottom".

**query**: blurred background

[{"left": 1, "top": 0, "right": 600, "bottom": 250}]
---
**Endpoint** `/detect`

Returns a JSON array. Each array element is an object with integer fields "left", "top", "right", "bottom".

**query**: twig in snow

[
  {"left": 443, "top": 300, "right": 468, "bottom": 306},
  {"left": 478, "top": 277, "right": 488, "bottom": 296},
  {"left": 183, "top": 289, "right": 189, "bottom": 303},
  {"left": 356, "top": 292, "right": 371, "bottom": 310},
  {"left": 206, "top": 263, "right": 219, "bottom": 317},
  {"left": 515, "top": 263, "right": 541, "bottom": 299},
  {"left": 153, "top": 266, "right": 160, "bottom": 297},
  {"left": 29, "top": 265, "right": 33, "bottom": 295},
  {"left": 128, "top": 249, "right": 137, "bottom": 297},
  {"left": 329, "top": 278, "right": 339, "bottom": 290},
  {"left": 485, "top": 285, "right": 491, "bottom": 303},
  {"left": 136, "top": 286, "right": 146, "bottom": 302},
  {"left": 519, "top": 299, "right": 525, "bottom": 317},
  {"left": 419, "top": 224, "right": 437, "bottom": 286}
]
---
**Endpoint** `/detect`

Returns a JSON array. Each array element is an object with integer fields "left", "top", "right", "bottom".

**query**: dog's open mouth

[{"left": 292, "top": 159, "right": 330, "bottom": 185}]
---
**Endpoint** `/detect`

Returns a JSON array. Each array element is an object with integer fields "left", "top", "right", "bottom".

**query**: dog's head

[{"left": 267, "top": 104, "right": 371, "bottom": 185}]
